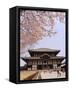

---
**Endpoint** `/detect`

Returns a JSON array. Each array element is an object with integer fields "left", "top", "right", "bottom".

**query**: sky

[
  {"left": 34, "top": 20, "right": 65, "bottom": 56},
  {"left": 20, "top": 19, "right": 65, "bottom": 66}
]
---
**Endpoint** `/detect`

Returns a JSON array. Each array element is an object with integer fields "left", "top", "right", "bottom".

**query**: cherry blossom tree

[{"left": 20, "top": 10, "right": 65, "bottom": 53}]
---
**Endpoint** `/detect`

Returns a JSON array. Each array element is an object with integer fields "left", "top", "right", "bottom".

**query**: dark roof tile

[{"left": 29, "top": 48, "right": 60, "bottom": 52}]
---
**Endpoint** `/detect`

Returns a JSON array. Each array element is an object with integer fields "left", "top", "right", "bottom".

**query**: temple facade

[{"left": 21, "top": 48, "right": 65, "bottom": 70}]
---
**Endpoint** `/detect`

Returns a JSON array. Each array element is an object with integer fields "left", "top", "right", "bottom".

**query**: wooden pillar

[
  {"left": 47, "top": 59, "right": 48, "bottom": 68},
  {"left": 56, "top": 59, "right": 58, "bottom": 68},
  {"left": 31, "top": 60, "right": 33, "bottom": 70},
  {"left": 27, "top": 60, "right": 28, "bottom": 70},
  {"left": 42, "top": 59, "right": 43, "bottom": 70},
  {"left": 37, "top": 60, "right": 38, "bottom": 70},
  {"left": 52, "top": 59, "right": 53, "bottom": 69}
]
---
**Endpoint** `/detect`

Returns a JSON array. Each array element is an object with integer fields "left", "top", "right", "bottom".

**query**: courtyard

[{"left": 20, "top": 70, "right": 65, "bottom": 80}]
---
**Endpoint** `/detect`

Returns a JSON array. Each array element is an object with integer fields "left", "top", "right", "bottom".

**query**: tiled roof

[
  {"left": 21, "top": 56, "right": 65, "bottom": 60},
  {"left": 21, "top": 57, "right": 40, "bottom": 60},
  {"left": 29, "top": 48, "right": 60, "bottom": 52},
  {"left": 50, "top": 56, "right": 65, "bottom": 60}
]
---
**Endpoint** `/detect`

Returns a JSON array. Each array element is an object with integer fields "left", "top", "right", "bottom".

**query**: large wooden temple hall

[{"left": 21, "top": 48, "right": 65, "bottom": 70}]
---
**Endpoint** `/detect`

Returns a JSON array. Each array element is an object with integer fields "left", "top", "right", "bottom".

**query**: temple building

[{"left": 21, "top": 48, "right": 65, "bottom": 71}]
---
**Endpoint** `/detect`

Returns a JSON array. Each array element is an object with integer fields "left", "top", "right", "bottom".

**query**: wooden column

[
  {"left": 52, "top": 59, "right": 53, "bottom": 69},
  {"left": 42, "top": 59, "right": 43, "bottom": 70},
  {"left": 31, "top": 60, "right": 33, "bottom": 70},
  {"left": 37, "top": 60, "right": 38, "bottom": 70},
  {"left": 27, "top": 60, "right": 28, "bottom": 70}
]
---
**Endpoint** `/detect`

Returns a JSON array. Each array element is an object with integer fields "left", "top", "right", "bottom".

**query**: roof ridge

[{"left": 29, "top": 48, "right": 60, "bottom": 52}]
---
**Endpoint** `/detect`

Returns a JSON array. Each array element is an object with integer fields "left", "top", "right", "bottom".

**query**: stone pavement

[{"left": 39, "top": 70, "right": 65, "bottom": 79}]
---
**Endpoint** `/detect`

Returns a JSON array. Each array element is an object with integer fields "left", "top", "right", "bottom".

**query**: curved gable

[{"left": 40, "top": 53, "right": 50, "bottom": 59}]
